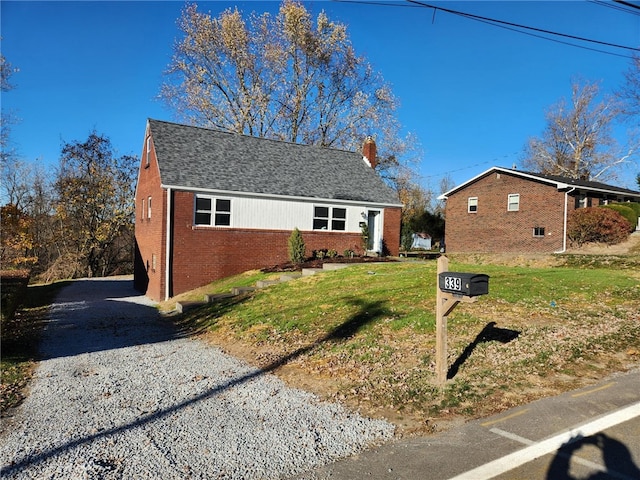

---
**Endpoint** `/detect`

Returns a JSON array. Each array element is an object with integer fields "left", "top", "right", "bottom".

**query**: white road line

[
  {"left": 489, "top": 428, "right": 534, "bottom": 446},
  {"left": 447, "top": 401, "right": 640, "bottom": 480}
]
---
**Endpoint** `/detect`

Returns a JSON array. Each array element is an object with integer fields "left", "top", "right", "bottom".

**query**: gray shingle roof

[{"left": 148, "top": 119, "right": 401, "bottom": 206}]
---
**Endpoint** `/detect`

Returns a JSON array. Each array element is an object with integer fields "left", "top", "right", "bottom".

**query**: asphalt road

[{"left": 296, "top": 368, "right": 640, "bottom": 480}]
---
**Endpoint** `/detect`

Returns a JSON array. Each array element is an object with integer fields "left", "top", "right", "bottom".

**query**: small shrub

[
  {"left": 568, "top": 207, "right": 632, "bottom": 246},
  {"left": 287, "top": 228, "right": 306, "bottom": 265},
  {"left": 343, "top": 249, "right": 355, "bottom": 258},
  {"left": 602, "top": 204, "right": 637, "bottom": 231},
  {"left": 326, "top": 249, "right": 338, "bottom": 258},
  {"left": 361, "top": 223, "right": 370, "bottom": 250}
]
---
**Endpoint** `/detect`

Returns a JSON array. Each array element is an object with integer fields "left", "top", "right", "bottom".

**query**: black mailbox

[{"left": 438, "top": 272, "right": 489, "bottom": 297}]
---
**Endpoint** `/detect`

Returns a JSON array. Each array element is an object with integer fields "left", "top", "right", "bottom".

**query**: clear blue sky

[{"left": 2, "top": 1, "right": 639, "bottom": 193}]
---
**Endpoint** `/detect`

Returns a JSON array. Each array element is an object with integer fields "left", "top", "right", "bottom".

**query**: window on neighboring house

[
  {"left": 468, "top": 197, "right": 478, "bottom": 213},
  {"left": 146, "top": 137, "right": 151, "bottom": 167},
  {"left": 575, "top": 195, "right": 587, "bottom": 209},
  {"left": 313, "top": 206, "right": 347, "bottom": 230},
  {"left": 533, "top": 227, "right": 545, "bottom": 238},
  {"left": 507, "top": 194, "right": 520, "bottom": 211},
  {"left": 194, "top": 195, "right": 231, "bottom": 226},
  {"left": 147, "top": 196, "right": 152, "bottom": 219}
]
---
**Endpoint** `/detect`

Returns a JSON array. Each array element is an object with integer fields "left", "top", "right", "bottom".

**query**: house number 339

[{"left": 443, "top": 276, "right": 462, "bottom": 291}]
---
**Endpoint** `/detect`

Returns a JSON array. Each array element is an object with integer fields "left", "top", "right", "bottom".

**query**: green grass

[
  {"left": 1, "top": 281, "right": 70, "bottom": 413},
  {"left": 175, "top": 256, "right": 640, "bottom": 434},
  {"left": 3, "top": 254, "right": 638, "bottom": 434}
]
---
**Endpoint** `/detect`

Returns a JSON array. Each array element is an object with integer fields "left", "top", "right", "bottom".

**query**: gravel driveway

[{"left": 0, "top": 277, "right": 393, "bottom": 479}]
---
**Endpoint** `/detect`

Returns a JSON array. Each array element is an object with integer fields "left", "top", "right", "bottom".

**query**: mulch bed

[{"left": 261, "top": 256, "right": 397, "bottom": 273}]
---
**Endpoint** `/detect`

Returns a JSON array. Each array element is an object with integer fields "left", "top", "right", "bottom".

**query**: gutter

[
  {"left": 555, "top": 186, "right": 575, "bottom": 254},
  {"left": 165, "top": 187, "right": 172, "bottom": 301}
]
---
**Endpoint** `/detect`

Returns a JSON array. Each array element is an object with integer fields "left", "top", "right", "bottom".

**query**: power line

[
  {"left": 590, "top": 0, "right": 640, "bottom": 16},
  {"left": 406, "top": 0, "right": 640, "bottom": 53},
  {"left": 613, "top": 0, "right": 640, "bottom": 12},
  {"left": 334, "top": 0, "right": 639, "bottom": 59}
]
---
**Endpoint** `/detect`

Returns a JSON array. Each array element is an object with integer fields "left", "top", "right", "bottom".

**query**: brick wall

[
  {"left": 169, "top": 190, "right": 374, "bottom": 298},
  {"left": 135, "top": 133, "right": 402, "bottom": 301},
  {"left": 444, "top": 172, "right": 567, "bottom": 253},
  {"left": 382, "top": 207, "right": 402, "bottom": 256},
  {"left": 134, "top": 132, "right": 167, "bottom": 301}
]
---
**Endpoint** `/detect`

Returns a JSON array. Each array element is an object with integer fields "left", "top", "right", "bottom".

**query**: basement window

[
  {"left": 194, "top": 195, "right": 231, "bottom": 226},
  {"left": 313, "top": 206, "right": 346, "bottom": 231},
  {"left": 533, "top": 227, "right": 545, "bottom": 238},
  {"left": 467, "top": 197, "right": 478, "bottom": 213}
]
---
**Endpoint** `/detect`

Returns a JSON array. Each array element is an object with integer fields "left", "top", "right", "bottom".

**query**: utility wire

[
  {"left": 613, "top": 0, "right": 640, "bottom": 12},
  {"left": 406, "top": 0, "right": 640, "bottom": 53},
  {"left": 334, "top": 0, "right": 639, "bottom": 58},
  {"left": 590, "top": 0, "right": 640, "bottom": 16}
]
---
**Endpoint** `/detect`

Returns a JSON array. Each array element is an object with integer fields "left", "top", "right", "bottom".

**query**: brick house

[
  {"left": 439, "top": 167, "right": 640, "bottom": 254},
  {"left": 134, "top": 119, "right": 403, "bottom": 301}
]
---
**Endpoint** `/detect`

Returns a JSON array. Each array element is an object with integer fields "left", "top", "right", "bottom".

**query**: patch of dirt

[
  {"left": 449, "top": 232, "right": 640, "bottom": 268},
  {"left": 565, "top": 231, "right": 640, "bottom": 255}
]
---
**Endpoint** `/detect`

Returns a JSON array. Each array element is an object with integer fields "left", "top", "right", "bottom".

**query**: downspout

[
  {"left": 556, "top": 187, "right": 576, "bottom": 254},
  {"left": 165, "top": 187, "right": 172, "bottom": 301}
]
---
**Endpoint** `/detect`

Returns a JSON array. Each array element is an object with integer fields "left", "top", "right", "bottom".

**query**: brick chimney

[{"left": 362, "top": 136, "right": 377, "bottom": 169}]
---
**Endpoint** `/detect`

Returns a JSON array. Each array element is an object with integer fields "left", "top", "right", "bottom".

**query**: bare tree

[
  {"left": 522, "top": 80, "right": 636, "bottom": 181},
  {"left": 618, "top": 54, "right": 640, "bottom": 120},
  {"left": 161, "top": 1, "right": 412, "bottom": 177},
  {"left": 1, "top": 52, "right": 19, "bottom": 168}
]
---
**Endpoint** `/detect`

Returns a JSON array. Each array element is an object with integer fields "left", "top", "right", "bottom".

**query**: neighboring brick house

[
  {"left": 134, "top": 119, "right": 403, "bottom": 301},
  {"left": 439, "top": 167, "right": 640, "bottom": 254}
]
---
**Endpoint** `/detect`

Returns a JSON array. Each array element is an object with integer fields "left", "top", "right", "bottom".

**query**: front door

[{"left": 367, "top": 210, "right": 381, "bottom": 253}]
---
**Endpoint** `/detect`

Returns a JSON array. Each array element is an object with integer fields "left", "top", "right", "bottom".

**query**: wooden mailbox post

[{"left": 436, "top": 256, "right": 489, "bottom": 385}]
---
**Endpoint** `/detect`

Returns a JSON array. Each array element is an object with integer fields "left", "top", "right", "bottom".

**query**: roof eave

[
  {"left": 439, "top": 166, "right": 640, "bottom": 199},
  {"left": 160, "top": 183, "right": 404, "bottom": 208}
]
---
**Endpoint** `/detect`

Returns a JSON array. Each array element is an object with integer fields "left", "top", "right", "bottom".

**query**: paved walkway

[{"left": 295, "top": 368, "right": 640, "bottom": 479}]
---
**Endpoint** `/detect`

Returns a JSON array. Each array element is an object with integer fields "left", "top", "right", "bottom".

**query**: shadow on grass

[
  {"left": 447, "top": 321, "right": 520, "bottom": 380},
  {"left": 1, "top": 294, "right": 388, "bottom": 476}
]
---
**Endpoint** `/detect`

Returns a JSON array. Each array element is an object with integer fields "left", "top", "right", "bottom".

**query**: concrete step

[
  {"left": 231, "top": 286, "right": 257, "bottom": 296},
  {"left": 255, "top": 279, "right": 281, "bottom": 288},
  {"left": 280, "top": 273, "right": 302, "bottom": 282},
  {"left": 322, "top": 263, "right": 351, "bottom": 271},
  {"left": 301, "top": 268, "right": 324, "bottom": 276},
  {"left": 175, "top": 301, "right": 208, "bottom": 314},
  {"left": 204, "top": 292, "right": 235, "bottom": 303}
]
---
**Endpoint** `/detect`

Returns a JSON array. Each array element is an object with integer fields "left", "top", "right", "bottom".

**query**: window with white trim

[
  {"left": 533, "top": 227, "right": 545, "bottom": 238},
  {"left": 194, "top": 196, "right": 231, "bottom": 226},
  {"left": 147, "top": 196, "right": 152, "bottom": 219},
  {"left": 507, "top": 194, "right": 520, "bottom": 211},
  {"left": 313, "top": 206, "right": 347, "bottom": 231},
  {"left": 468, "top": 197, "right": 478, "bottom": 213}
]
